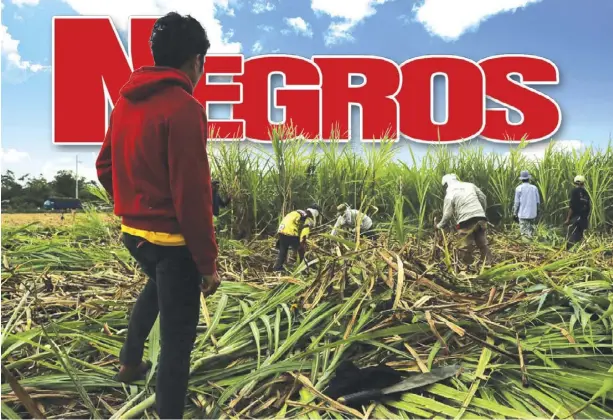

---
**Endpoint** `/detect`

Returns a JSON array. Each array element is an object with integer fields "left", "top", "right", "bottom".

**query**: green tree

[
  {"left": 1, "top": 170, "right": 24, "bottom": 200},
  {"left": 49, "top": 170, "right": 97, "bottom": 200},
  {"left": 50, "top": 170, "right": 77, "bottom": 197},
  {"left": 23, "top": 175, "right": 53, "bottom": 208}
]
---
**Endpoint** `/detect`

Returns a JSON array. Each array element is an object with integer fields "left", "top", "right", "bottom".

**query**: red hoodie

[{"left": 96, "top": 67, "right": 218, "bottom": 275}]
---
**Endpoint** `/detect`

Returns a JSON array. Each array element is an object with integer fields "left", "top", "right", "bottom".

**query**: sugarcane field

[{"left": 2, "top": 136, "right": 613, "bottom": 420}]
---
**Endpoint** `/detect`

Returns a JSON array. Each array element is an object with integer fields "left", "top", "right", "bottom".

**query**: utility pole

[{"left": 75, "top": 155, "right": 80, "bottom": 199}]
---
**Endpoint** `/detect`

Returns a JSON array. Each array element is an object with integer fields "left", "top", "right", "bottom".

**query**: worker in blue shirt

[{"left": 513, "top": 170, "right": 540, "bottom": 238}]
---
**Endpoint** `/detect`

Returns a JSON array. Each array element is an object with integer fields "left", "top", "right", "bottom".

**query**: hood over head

[{"left": 120, "top": 66, "right": 194, "bottom": 102}]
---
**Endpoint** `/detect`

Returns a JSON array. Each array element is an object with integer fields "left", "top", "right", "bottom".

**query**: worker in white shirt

[
  {"left": 513, "top": 170, "right": 540, "bottom": 238},
  {"left": 436, "top": 174, "right": 493, "bottom": 265},
  {"left": 331, "top": 203, "right": 375, "bottom": 240}
]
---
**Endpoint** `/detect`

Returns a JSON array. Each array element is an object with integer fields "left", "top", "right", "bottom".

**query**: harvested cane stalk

[{"left": 1, "top": 363, "right": 46, "bottom": 419}]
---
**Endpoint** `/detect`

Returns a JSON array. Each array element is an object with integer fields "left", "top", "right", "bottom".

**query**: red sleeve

[
  {"left": 96, "top": 112, "right": 114, "bottom": 198},
  {"left": 167, "top": 100, "right": 218, "bottom": 275}
]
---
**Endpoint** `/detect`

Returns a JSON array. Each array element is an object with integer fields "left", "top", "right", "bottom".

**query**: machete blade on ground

[{"left": 337, "top": 364, "right": 462, "bottom": 406}]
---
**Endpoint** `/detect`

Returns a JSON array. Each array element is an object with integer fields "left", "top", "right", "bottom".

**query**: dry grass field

[
  {"left": 2, "top": 210, "right": 613, "bottom": 419},
  {"left": 1, "top": 212, "right": 115, "bottom": 227}
]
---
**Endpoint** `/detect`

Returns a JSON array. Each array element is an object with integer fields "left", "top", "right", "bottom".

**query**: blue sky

[{"left": 1, "top": 0, "right": 612, "bottom": 181}]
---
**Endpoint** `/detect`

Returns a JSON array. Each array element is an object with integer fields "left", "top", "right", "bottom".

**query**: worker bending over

[
  {"left": 274, "top": 205, "right": 320, "bottom": 272},
  {"left": 513, "top": 170, "right": 540, "bottom": 238},
  {"left": 331, "top": 203, "right": 375, "bottom": 239},
  {"left": 436, "top": 174, "right": 493, "bottom": 265}
]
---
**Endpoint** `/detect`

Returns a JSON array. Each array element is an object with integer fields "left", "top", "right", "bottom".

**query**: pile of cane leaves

[{"left": 1, "top": 214, "right": 613, "bottom": 419}]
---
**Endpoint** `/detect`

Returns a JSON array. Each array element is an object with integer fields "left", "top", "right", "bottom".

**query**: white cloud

[
  {"left": 0, "top": 147, "right": 30, "bottom": 164},
  {"left": 1, "top": 25, "right": 49, "bottom": 73},
  {"left": 41, "top": 155, "right": 98, "bottom": 182},
  {"left": 412, "top": 0, "right": 542, "bottom": 41},
  {"left": 252, "top": 0, "right": 275, "bottom": 14},
  {"left": 258, "top": 24, "right": 274, "bottom": 32},
  {"left": 283, "top": 17, "right": 313, "bottom": 37},
  {"left": 311, "top": 0, "right": 390, "bottom": 46},
  {"left": 3, "top": 0, "right": 241, "bottom": 53},
  {"left": 513, "top": 140, "right": 585, "bottom": 161},
  {"left": 11, "top": 0, "right": 40, "bottom": 6},
  {"left": 397, "top": 14, "right": 411, "bottom": 25},
  {"left": 57, "top": 0, "right": 241, "bottom": 53},
  {"left": 324, "top": 21, "right": 355, "bottom": 45},
  {"left": 251, "top": 40, "right": 263, "bottom": 54}
]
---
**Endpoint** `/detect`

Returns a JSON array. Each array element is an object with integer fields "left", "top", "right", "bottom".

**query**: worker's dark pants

[
  {"left": 566, "top": 222, "right": 586, "bottom": 250},
  {"left": 274, "top": 234, "right": 302, "bottom": 271},
  {"left": 120, "top": 233, "right": 201, "bottom": 419},
  {"left": 361, "top": 228, "right": 376, "bottom": 240}
]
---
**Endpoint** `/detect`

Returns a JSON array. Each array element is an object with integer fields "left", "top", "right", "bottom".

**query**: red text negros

[{"left": 53, "top": 17, "right": 562, "bottom": 144}]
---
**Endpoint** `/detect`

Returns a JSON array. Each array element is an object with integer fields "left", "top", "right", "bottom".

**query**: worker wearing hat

[
  {"left": 436, "top": 174, "right": 493, "bottom": 265},
  {"left": 273, "top": 204, "right": 321, "bottom": 272},
  {"left": 513, "top": 170, "right": 540, "bottom": 238},
  {"left": 331, "top": 203, "right": 375, "bottom": 240},
  {"left": 565, "top": 175, "right": 591, "bottom": 250}
]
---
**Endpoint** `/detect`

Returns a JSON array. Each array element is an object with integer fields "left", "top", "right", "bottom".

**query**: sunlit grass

[{"left": 209, "top": 131, "right": 612, "bottom": 236}]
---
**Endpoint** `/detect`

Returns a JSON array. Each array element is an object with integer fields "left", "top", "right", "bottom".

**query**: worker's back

[
  {"left": 279, "top": 210, "right": 311, "bottom": 236},
  {"left": 96, "top": 66, "right": 218, "bottom": 276},
  {"left": 447, "top": 181, "right": 486, "bottom": 223},
  {"left": 515, "top": 183, "right": 540, "bottom": 219},
  {"left": 345, "top": 209, "right": 372, "bottom": 230},
  {"left": 99, "top": 68, "right": 210, "bottom": 230}
]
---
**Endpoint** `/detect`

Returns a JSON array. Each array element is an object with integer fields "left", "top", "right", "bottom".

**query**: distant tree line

[{"left": 1, "top": 170, "right": 99, "bottom": 211}]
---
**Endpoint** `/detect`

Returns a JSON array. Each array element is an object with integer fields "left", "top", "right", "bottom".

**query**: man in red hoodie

[{"left": 95, "top": 12, "right": 219, "bottom": 419}]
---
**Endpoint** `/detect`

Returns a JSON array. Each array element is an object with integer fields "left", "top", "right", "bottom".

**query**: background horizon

[{"left": 2, "top": 0, "right": 612, "bottom": 182}]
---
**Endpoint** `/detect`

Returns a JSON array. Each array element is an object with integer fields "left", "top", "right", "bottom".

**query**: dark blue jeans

[
  {"left": 120, "top": 233, "right": 201, "bottom": 419},
  {"left": 273, "top": 234, "right": 301, "bottom": 271}
]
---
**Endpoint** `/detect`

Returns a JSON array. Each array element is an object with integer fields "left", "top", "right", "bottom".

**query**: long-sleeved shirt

[
  {"left": 513, "top": 182, "right": 540, "bottom": 220},
  {"left": 437, "top": 181, "right": 487, "bottom": 229},
  {"left": 212, "top": 186, "right": 230, "bottom": 217},
  {"left": 96, "top": 67, "right": 218, "bottom": 275},
  {"left": 331, "top": 208, "right": 372, "bottom": 236},
  {"left": 569, "top": 186, "right": 591, "bottom": 228},
  {"left": 278, "top": 210, "right": 315, "bottom": 241}
]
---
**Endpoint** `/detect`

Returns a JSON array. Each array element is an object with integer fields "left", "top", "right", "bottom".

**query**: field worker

[
  {"left": 331, "top": 203, "right": 375, "bottom": 239},
  {"left": 95, "top": 13, "right": 219, "bottom": 419},
  {"left": 212, "top": 180, "right": 231, "bottom": 224},
  {"left": 565, "top": 175, "right": 591, "bottom": 250},
  {"left": 436, "top": 174, "right": 493, "bottom": 265},
  {"left": 274, "top": 204, "right": 320, "bottom": 272},
  {"left": 513, "top": 170, "right": 540, "bottom": 238}
]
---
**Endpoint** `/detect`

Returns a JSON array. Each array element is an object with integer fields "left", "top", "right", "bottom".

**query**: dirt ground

[{"left": 1, "top": 212, "right": 115, "bottom": 227}]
